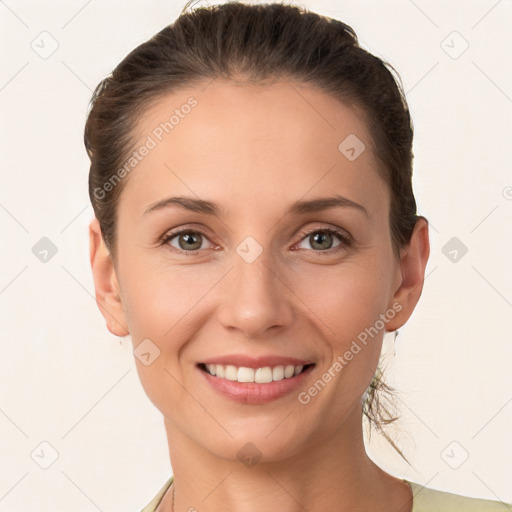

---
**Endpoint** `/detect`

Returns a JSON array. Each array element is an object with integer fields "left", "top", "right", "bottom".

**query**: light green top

[{"left": 140, "top": 476, "right": 510, "bottom": 511}]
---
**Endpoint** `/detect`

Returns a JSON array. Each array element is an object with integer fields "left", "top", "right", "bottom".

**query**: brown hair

[{"left": 85, "top": 0, "right": 421, "bottom": 462}]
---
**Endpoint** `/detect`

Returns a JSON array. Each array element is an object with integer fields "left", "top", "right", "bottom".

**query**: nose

[{"left": 216, "top": 246, "right": 295, "bottom": 339}]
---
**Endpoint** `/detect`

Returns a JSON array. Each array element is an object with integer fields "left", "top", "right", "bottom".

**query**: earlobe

[
  {"left": 385, "top": 217, "right": 430, "bottom": 332},
  {"left": 88, "top": 217, "right": 129, "bottom": 337}
]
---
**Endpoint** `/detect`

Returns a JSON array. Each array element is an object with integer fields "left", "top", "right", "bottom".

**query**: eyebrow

[{"left": 143, "top": 194, "right": 369, "bottom": 218}]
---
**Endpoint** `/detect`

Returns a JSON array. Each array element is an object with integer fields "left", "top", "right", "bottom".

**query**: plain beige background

[{"left": 0, "top": 0, "right": 511, "bottom": 510}]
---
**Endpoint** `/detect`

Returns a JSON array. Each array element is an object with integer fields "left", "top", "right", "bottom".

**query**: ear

[
  {"left": 385, "top": 216, "right": 430, "bottom": 332},
  {"left": 89, "top": 217, "right": 129, "bottom": 337}
]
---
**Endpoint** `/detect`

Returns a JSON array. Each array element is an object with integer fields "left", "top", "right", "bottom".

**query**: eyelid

[
  {"left": 159, "top": 223, "right": 352, "bottom": 255},
  {"left": 159, "top": 224, "right": 217, "bottom": 254},
  {"left": 293, "top": 225, "right": 352, "bottom": 253}
]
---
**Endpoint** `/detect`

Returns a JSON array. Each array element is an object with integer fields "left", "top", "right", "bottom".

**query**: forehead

[{"left": 119, "top": 78, "right": 389, "bottom": 219}]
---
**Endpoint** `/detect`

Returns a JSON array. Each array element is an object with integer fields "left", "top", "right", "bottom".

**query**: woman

[{"left": 85, "top": 2, "right": 509, "bottom": 511}]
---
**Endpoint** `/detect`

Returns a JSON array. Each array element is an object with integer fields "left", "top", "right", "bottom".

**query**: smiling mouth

[{"left": 197, "top": 362, "right": 315, "bottom": 383}]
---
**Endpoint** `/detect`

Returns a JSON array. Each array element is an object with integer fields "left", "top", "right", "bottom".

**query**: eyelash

[{"left": 159, "top": 225, "right": 352, "bottom": 256}]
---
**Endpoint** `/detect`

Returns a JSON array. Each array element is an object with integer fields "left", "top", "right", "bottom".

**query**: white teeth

[
  {"left": 272, "top": 365, "right": 284, "bottom": 381},
  {"left": 225, "top": 365, "right": 238, "bottom": 381},
  {"left": 238, "top": 367, "right": 255, "bottom": 382},
  {"left": 204, "top": 363, "right": 308, "bottom": 383},
  {"left": 255, "top": 367, "right": 273, "bottom": 383},
  {"left": 215, "top": 364, "right": 225, "bottom": 378}
]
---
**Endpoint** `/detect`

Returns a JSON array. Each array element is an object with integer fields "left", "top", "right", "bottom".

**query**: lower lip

[{"left": 197, "top": 364, "right": 315, "bottom": 405}]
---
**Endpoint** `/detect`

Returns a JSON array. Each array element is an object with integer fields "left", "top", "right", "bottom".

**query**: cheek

[
  {"left": 293, "top": 259, "right": 392, "bottom": 338},
  {"left": 120, "top": 260, "right": 223, "bottom": 344},
  {"left": 120, "top": 263, "right": 219, "bottom": 411},
  {"left": 122, "top": 248, "right": 393, "bottom": 348},
  {"left": 120, "top": 249, "right": 393, "bottom": 432},
  {"left": 291, "top": 258, "right": 393, "bottom": 399}
]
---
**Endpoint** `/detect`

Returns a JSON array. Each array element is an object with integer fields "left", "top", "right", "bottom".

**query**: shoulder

[
  {"left": 408, "top": 481, "right": 510, "bottom": 511},
  {"left": 140, "top": 476, "right": 174, "bottom": 512}
]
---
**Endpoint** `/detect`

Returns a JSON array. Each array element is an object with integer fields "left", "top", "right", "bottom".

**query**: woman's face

[{"left": 91, "top": 78, "right": 427, "bottom": 463}]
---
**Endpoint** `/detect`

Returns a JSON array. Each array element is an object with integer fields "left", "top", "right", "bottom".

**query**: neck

[{"left": 157, "top": 407, "right": 412, "bottom": 512}]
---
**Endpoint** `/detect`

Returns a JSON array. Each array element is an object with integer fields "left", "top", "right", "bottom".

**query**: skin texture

[{"left": 89, "top": 78, "right": 429, "bottom": 511}]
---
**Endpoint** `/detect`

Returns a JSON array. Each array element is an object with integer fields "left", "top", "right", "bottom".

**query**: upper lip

[{"left": 200, "top": 354, "right": 314, "bottom": 369}]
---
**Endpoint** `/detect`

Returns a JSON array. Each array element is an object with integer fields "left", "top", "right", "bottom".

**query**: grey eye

[{"left": 296, "top": 230, "right": 343, "bottom": 251}]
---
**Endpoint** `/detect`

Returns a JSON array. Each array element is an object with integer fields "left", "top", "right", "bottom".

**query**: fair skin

[{"left": 89, "top": 78, "right": 429, "bottom": 512}]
